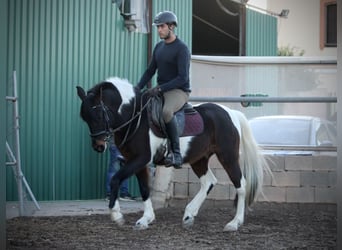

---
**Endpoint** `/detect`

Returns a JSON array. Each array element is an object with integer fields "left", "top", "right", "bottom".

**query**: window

[
  {"left": 320, "top": 0, "right": 337, "bottom": 49},
  {"left": 192, "top": 0, "right": 241, "bottom": 56}
]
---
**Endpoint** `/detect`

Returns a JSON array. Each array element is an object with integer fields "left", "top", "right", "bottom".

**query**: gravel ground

[{"left": 6, "top": 202, "right": 337, "bottom": 250}]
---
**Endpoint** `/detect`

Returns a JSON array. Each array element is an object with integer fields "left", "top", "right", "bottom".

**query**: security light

[{"left": 279, "top": 9, "right": 290, "bottom": 18}]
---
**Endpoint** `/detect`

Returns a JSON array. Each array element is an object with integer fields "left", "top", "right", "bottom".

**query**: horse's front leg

[
  {"left": 134, "top": 198, "right": 155, "bottom": 230},
  {"left": 108, "top": 177, "right": 125, "bottom": 226},
  {"left": 109, "top": 199, "right": 125, "bottom": 226}
]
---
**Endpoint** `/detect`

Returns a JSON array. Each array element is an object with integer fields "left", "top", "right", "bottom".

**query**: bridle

[
  {"left": 89, "top": 89, "right": 152, "bottom": 148},
  {"left": 90, "top": 99, "right": 113, "bottom": 141}
]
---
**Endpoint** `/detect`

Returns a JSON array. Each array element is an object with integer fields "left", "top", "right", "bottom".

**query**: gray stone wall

[{"left": 170, "top": 153, "right": 337, "bottom": 204}]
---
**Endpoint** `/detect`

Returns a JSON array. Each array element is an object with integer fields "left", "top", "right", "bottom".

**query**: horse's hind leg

[
  {"left": 217, "top": 152, "right": 246, "bottom": 231},
  {"left": 224, "top": 176, "right": 246, "bottom": 231},
  {"left": 183, "top": 158, "right": 217, "bottom": 229}
]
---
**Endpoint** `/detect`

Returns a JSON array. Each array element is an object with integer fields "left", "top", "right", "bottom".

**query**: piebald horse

[{"left": 77, "top": 77, "right": 269, "bottom": 231}]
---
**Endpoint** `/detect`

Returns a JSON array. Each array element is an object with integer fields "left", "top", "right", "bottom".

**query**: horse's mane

[
  {"left": 106, "top": 77, "right": 132, "bottom": 89},
  {"left": 87, "top": 81, "right": 114, "bottom": 95},
  {"left": 106, "top": 77, "right": 136, "bottom": 106},
  {"left": 87, "top": 77, "right": 135, "bottom": 106}
]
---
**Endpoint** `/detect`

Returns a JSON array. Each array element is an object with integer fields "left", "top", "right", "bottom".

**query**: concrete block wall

[{"left": 170, "top": 153, "right": 337, "bottom": 204}]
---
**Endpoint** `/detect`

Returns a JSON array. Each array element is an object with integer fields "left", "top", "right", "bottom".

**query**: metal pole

[
  {"left": 12, "top": 71, "right": 24, "bottom": 216},
  {"left": 6, "top": 142, "right": 41, "bottom": 210},
  {"left": 6, "top": 96, "right": 17, "bottom": 101},
  {"left": 11, "top": 71, "right": 40, "bottom": 214},
  {"left": 6, "top": 141, "right": 17, "bottom": 166},
  {"left": 22, "top": 176, "right": 40, "bottom": 210}
]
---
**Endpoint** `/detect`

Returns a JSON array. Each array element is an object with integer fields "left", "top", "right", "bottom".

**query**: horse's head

[
  {"left": 77, "top": 77, "right": 137, "bottom": 153},
  {"left": 76, "top": 80, "right": 122, "bottom": 152}
]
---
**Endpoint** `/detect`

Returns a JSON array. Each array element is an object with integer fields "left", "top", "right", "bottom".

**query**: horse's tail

[{"left": 234, "top": 110, "right": 271, "bottom": 206}]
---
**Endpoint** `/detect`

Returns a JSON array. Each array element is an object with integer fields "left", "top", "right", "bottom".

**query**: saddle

[
  {"left": 148, "top": 96, "right": 204, "bottom": 138},
  {"left": 147, "top": 96, "right": 204, "bottom": 165}
]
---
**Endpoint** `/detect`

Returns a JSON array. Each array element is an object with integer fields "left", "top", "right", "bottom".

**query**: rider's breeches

[{"left": 162, "top": 89, "right": 189, "bottom": 123}]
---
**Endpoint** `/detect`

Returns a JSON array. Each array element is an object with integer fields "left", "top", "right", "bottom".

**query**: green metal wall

[
  {"left": 246, "top": 8, "right": 277, "bottom": 56},
  {"left": 5, "top": 0, "right": 148, "bottom": 201},
  {"left": 6, "top": 0, "right": 193, "bottom": 201},
  {"left": 1, "top": 0, "right": 8, "bottom": 246}
]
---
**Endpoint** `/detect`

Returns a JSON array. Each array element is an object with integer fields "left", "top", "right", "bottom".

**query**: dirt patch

[{"left": 7, "top": 202, "right": 336, "bottom": 249}]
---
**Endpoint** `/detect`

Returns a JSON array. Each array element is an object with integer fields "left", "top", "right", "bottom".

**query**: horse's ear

[{"left": 76, "top": 86, "right": 86, "bottom": 101}]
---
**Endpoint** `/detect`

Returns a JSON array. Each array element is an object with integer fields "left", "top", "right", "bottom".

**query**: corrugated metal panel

[
  {"left": 6, "top": 0, "right": 148, "bottom": 201},
  {"left": 246, "top": 8, "right": 277, "bottom": 56},
  {"left": 1, "top": 0, "right": 8, "bottom": 236},
  {"left": 244, "top": 9, "right": 278, "bottom": 116}
]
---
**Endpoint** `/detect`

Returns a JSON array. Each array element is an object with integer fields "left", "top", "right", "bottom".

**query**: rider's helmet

[{"left": 153, "top": 11, "right": 178, "bottom": 27}]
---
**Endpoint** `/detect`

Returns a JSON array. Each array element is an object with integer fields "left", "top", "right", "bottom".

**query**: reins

[
  {"left": 90, "top": 87, "right": 153, "bottom": 148},
  {"left": 111, "top": 91, "right": 152, "bottom": 148}
]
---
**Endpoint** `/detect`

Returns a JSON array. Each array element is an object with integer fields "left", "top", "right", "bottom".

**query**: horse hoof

[
  {"left": 223, "top": 224, "right": 238, "bottom": 232},
  {"left": 223, "top": 221, "right": 241, "bottom": 232},
  {"left": 113, "top": 217, "right": 125, "bottom": 226},
  {"left": 110, "top": 212, "right": 125, "bottom": 226},
  {"left": 133, "top": 222, "right": 149, "bottom": 230},
  {"left": 182, "top": 216, "right": 194, "bottom": 229}
]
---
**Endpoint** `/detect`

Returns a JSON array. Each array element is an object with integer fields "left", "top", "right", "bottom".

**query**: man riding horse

[{"left": 136, "top": 11, "right": 191, "bottom": 169}]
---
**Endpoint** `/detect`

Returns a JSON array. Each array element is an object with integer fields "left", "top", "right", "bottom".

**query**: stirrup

[
  {"left": 164, "top": 153, "right": 174, "bottom": 167},
  {"left": 164, "top": 152, "right": 183, "bottom": 169}
]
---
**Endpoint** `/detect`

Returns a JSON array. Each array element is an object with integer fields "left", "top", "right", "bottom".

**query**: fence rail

[
  {"left": 188, "top": 95, "right": 337, "bottom": 152},
  {"left": 189, "top": 96, "right": 337, "bottom": 103},
  {"left": 260, "top": 145, "right": 337, "bottom": 151}
]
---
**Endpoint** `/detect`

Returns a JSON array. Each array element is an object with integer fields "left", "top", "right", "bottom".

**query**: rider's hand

[
  {"left": 147, "top": 87, "right": 161, "bottom": 97},
  {"left": 134, "top": 86, "right": 141, "bottom": 93}
]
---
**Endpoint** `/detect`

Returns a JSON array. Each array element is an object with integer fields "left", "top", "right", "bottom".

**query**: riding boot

[{"left": 164, "top": 117, "right": 183, "bottom": 169}]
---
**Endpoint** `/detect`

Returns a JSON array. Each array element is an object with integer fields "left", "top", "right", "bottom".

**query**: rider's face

[{"left": 156, "top": 24, "right": 171, "bottom": 39}]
